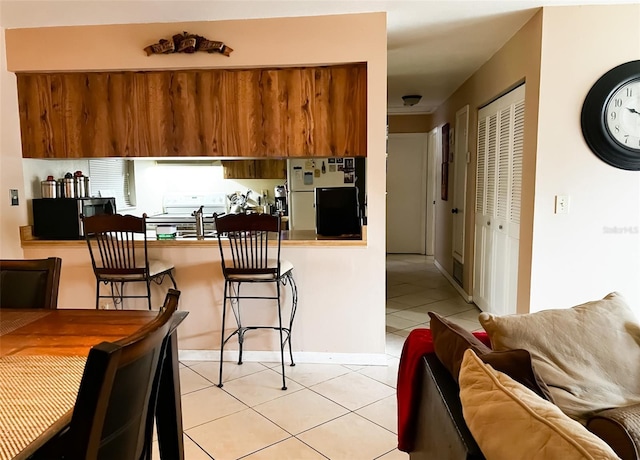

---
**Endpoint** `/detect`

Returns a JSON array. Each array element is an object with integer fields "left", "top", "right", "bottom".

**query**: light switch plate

[
  {"left": 555, "top": 195, "right": 569, "bottom": 214},
  {"left": 10, "top": 189, "right": 19, "bottom": 206}
]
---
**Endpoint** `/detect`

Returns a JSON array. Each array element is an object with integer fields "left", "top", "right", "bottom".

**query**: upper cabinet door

[
  {"left": 261, "top": 68, "right": 314, "bottom": 157},
  {"left": 16, "top": 64, "right": 367, "bottom": 159},
  {"left": 310, "top": 65, "right": 367, "bottom": 158},
  {"left": 17, "top": 73, "right": 137, "bottom": 158}
]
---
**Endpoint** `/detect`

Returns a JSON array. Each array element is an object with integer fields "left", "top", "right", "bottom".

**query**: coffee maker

[{"left": 274, "top": 185, "right": 288, "bottom": 215}]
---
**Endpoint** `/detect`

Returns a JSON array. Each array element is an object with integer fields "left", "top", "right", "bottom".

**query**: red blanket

[{"left": 396, "top": 328, "right": 489, "bottom": 452}]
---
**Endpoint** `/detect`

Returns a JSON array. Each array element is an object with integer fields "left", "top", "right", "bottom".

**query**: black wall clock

[{"left": 581, "top": 60, "right": 640, "bottom": 171}]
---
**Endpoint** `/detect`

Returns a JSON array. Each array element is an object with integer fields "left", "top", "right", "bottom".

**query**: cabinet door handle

[
  {"left": 487, "top": 221, "right": 491, "bottom": 226},
  {"left": 451, "top": 208, "right": 459, "bottom": 214}
]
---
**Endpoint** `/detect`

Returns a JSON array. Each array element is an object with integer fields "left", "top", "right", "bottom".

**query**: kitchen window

[{"left": 89, "top": 159, "right": 136, "bottom": 211}]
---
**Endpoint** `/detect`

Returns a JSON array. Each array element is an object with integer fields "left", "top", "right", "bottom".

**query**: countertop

[{"left": 19, "top": 226, "right": 367, "bottom": 248}]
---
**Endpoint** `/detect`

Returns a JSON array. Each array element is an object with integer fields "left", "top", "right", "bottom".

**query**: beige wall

[
  {"left": 530, "top": 5, "right": 640, "bottom": 312},
  {"left": 3, "top": 13, "right": 389, "bottom": 360},
  {"left": 0, "top": 27, "right": 27, "bottom": 258},
  {"left": 429, "top": 10, "right": 543, "bottom": 312},
  {"left": 388, "top": 114, "right": 432, "bottom": 134},
  {"left": 429, "top": 4, "right": 640, "bottom": 315}
]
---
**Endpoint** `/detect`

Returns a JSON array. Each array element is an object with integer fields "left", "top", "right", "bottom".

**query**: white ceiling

[{"left": 1, "top": 0, "right": 635, "bottom": 114}]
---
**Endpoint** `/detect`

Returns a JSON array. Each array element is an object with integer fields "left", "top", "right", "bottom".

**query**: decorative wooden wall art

[
  {"left": 441, "top": 123, "right": 450, "bottom": 200},
  {"left": 144, "top": 32, "right": 233, "bottom": 56}
]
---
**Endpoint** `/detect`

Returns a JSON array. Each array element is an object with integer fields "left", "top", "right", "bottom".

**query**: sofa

[{"left": 398, "top": 292, "right": 640, "bottom": 460}]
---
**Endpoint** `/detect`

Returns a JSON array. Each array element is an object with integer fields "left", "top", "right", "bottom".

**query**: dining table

[{"left": 0, "top": 308, "right": 187, "bottom": 460}]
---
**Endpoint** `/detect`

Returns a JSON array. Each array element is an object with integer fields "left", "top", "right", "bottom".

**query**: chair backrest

[
  {"left": 0, "top": 257, "right": 62, "bottom": 309},
  {"left": 215, "top": 213, "right": 282, "bottom": 279},
  {"left": 65, "top": 289, "right": 181, "bottom": 460},
  {"left": 82, "top": 213, "right": 149, "bottom": 279}
]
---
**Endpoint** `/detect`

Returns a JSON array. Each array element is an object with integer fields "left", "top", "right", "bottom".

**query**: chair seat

[
  {"left": 226, "top": 259, "right": 294, "bottom": 281},
  {"left": 98, "top": 259, "right": 175, "bottom": 281},
  {"left": 149, "top": 259, "right": 176, "bottom": 277}
]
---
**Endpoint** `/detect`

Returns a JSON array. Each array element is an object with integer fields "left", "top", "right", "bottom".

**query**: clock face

[
  {"left": 581, "top": 60, "right": 640, "bottom": 171},
  {"left": 605, "top": 79, "right": 640, "bottom": 152}
]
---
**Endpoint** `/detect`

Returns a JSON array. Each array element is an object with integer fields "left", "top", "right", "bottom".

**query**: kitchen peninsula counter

[
  {"left": 19, "top": 226, "right": 367, "bottom": 247},
  {"left": 18, "top": 224, "right": 382, "bottom": 365}
]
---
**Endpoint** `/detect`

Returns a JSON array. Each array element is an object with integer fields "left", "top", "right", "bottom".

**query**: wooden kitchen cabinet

[
  {"left": 222, "top": 159, "right": 286, "bottom": 179},
  {"left": 17, "top": 73, "right": 137, "bottom": 158},
  {"left": 16, "top": 64, "right": 367, "bottom": 159}
]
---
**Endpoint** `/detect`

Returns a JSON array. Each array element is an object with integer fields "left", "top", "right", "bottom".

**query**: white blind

[
  {"left": 476, "top": 118, "right": 486, "bottom": 214},
  {"left": 496, "top": 108, "right": 512, "bottom": 221},
  {"left": 88, "top": 159, "right": 135, "bottom": 211},
  {"left": 510, "top": 100, "right": 525, "bottom": 225},
  {"left": 485, "top": 114, "right": 497, "bottom": 216}
]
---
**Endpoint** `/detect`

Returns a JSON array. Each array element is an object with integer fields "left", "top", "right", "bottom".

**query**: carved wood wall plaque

[{"left": 144, "top": 32, "right": 233, "bottom": 56}]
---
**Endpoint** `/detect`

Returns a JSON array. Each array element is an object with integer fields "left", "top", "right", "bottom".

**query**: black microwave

[{"left": 32, "top": 197, "right": 116, "bottom": 240}]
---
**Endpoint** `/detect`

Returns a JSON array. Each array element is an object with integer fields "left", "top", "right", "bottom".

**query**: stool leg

[
  {"left": 168, "top": 270, "right": 177, "bottom": 289},
  {"left": 286, "top": 272, "right": 298, "bottom": 366},
  {"left": 95, "top": 279, "right": 100, "bottom": 310},
  {"left": 235, "top": 282, "right": 244, "bottom": 365},
  {"left": 146, "top": 279, "right": 152, "bottom": 310},
  {"left": 277, "top": 281, "right": 287, "bottom": 390},
  {"left": 218, "top": 281, "right": 229, "bottom": 388}
]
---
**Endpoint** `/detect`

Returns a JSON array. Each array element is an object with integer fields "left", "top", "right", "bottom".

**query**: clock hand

[{"left": 626, "top": 107, "right": 640, "bottom": 116}]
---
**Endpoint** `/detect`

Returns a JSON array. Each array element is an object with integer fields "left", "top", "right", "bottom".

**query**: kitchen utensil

[
  {"left": 227, "top": 191, "right": 249, "bottom": 213},
  {"left": 63, "top": 177, "right": 76, "bottom": 198},
  {"left": 274, "top": 185, "right": 286, "bottom": 198},
  {"left": 56, "top": 179, "right": 64, "bottom": 198},
  {"left": 192, "top": 206, "right": 205, "bottom": 238},
  {"left": 73, "top": 171, "right": 90, "bottom": 197},
  {"left": 41, "top": 176, "right": 57, "bottom": 198}
]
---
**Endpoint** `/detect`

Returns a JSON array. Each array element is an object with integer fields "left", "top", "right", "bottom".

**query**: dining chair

[
  {"left": 214, "top": 212, "right": 298, "bottom": 390},
  {"left": 82, "top": 213, "right": 177, "bottom": 310},
  {"left": 31, "top": 289, "right": 183, "bottom": 460},
  {"left": 0, "top": 257, "right": 62, "bottom": 309}
]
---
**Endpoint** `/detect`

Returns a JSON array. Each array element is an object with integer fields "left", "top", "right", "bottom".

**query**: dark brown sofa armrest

[
  {"left": 410, "top": 354, "right": 484, "bottom": 460},
  {"left": 587, "top": 404, "right": 640, "bottom": 460}
]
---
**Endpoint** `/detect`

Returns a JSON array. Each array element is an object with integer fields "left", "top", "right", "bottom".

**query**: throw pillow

[
  {"left": 479, "top": 292, "right": 640, "bottom": 422},
  {"left": 459, "top": 349, "right": 621, "bottom": 460},
  {"left": 429, "top": 312, "right": 553, "bottom": 400},
  {"left": 480, "top": 349, "right": 554, "bottom": 402},
  {"left": 428, "top": 311, "right": 491, "bottom": 381}
]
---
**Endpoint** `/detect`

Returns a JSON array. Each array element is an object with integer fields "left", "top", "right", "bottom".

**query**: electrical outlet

[
  {"left": 555, "top": 195, "right": 569, "bottom": 214},
  {"left": 10, "top": 189, "right": 19, "bottom": 206}
]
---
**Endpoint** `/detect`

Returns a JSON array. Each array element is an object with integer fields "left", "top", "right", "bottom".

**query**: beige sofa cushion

[
  {"left": 459, "top": 349, "right": 621, "bottom": 460},
  {"left": 479, "top": 292, "right": 640, "bottom": 422}
]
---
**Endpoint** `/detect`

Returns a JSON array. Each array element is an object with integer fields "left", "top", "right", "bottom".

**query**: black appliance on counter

[
  {"left": 315, "top": 186, "right": 361, "bottom": 237},
  {"left": 32, "top": 197, "right": 116, "bottom": 240}
]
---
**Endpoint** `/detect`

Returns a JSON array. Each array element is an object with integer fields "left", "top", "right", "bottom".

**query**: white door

[
  {"left": 426, "top": 129, "right": 438, "bottom": 256},
  {"left": 386, "top": 133, "right": 428, "bottom": 253},
  {"left": 473, "top": 84, "right": 525, "bottom": 315},
  {"left": 289, "top": 191, "right": 315, "bottom": 231},
  {"left": 452, "top": 105, "right": 469, "bottom": 263}
]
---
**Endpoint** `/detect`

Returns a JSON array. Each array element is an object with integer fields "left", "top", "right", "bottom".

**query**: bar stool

[
  {"left": 214, "top": 213, "right": 298, "bottom": 390},
  {"left": 82, "top": 213, "right": 177, "bottom": 310}
]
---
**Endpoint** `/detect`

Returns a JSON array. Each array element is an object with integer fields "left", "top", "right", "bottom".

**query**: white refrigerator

[{"left": 288, "top": 158, "right": 356, "bottom": 231}]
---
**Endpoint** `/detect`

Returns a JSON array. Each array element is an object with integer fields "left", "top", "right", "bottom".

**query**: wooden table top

[
  {"left": 0, "top": 309, "right": 161, "bottom": 357},
  {"left": 0, "top": 309, "right": 164, "bottom": 460}
]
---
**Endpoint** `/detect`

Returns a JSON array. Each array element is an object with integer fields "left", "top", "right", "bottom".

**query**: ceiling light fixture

[{"left": 402, "top": 95, "right": 422, "bottom": 106}]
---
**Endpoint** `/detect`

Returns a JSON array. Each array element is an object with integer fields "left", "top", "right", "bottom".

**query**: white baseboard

[
  {"left": 434, "top": 259, "right": 473, "bottom": 302},
  {"left": 179, "top": 349, "right": 388, "bottom": 366}
]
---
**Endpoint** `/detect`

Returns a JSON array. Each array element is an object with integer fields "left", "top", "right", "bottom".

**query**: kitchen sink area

[
  {"left": 146, "top": 194, "right": 226, "bottom": 239},
  {"left": 175, "top": 230, "right": 217, "bottom": 239}
]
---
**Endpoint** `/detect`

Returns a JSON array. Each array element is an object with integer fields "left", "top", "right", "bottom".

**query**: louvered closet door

[{"left": 473, "top": 84, "right": 525, "bottom": 315}]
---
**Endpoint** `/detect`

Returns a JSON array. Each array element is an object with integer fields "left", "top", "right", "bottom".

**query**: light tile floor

[{"left": 156, "top": 254, "right": 481, "bottom": 459}]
